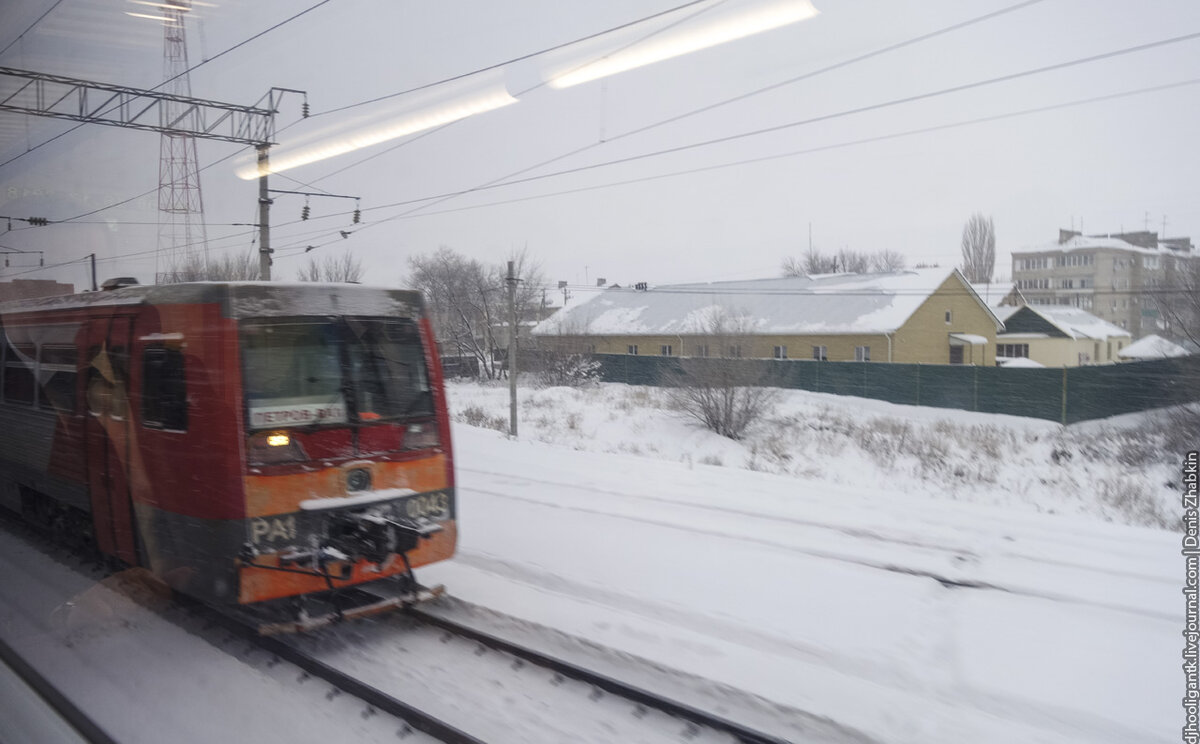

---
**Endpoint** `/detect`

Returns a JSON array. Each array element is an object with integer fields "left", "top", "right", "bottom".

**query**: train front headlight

[{"left": 248, "top": 430, "right": 307, "bottom": 464}]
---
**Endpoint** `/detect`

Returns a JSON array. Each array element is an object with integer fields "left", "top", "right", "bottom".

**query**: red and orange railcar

[{"left": 0, "top": 281, "right": 456, "bottom": 629}]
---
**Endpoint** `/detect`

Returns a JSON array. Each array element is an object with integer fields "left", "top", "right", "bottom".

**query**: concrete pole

[
  {"left": 507, "top": 260, "right": 518, "bottom": 438},
  {"left": 257, "top": 145, "right": 272, "bottom": 280}
]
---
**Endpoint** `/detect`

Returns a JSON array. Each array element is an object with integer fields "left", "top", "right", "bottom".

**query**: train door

[{"left": 84, "top": 314, "right": 138, "bottom": 564}]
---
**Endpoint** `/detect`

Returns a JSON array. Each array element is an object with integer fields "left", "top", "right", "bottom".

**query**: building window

[
  {"left": 949, "top": 346, "right": 964, "bottom": 365},
  {"left": 773, "top": 345, "right": 787, "bottom": 359},
  {"left": 854, "top": 345, "right": 870, "bottom": 362},
  {"left": 812, "top": 345, "right": 827, "bottom": 361},
  {"left": 627, "top": 344, "right": 638, "bottom": 355},
  {"left": 585, "top": 344, "right": 596, "bottom": 354},
  {"left": 143, "top": 346, "right": 188, "bottom": 431},
  {"left": 945, "top": 310, "right": 952, "bottom": 324},
  {"left": 998, "top": 343, "right": 1029, "bottom": 358},
  {"left": 660, "top": 344, "right": 673, "bottom": 356},
  {"left": 727, "top": 345, "right": 742, "bottom": 358},
  {"left": 693, "top": 344, "right": 709, "bottom": 358}
]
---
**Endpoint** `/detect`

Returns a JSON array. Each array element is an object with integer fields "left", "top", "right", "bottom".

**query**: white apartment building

[{"left": 1010, "top": 229, "right": 1195, "bottom": 338}]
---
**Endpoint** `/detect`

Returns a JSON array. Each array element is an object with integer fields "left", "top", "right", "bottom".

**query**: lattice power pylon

[{"left": 156, "top": 0, "right": 207, "bottom": 282}]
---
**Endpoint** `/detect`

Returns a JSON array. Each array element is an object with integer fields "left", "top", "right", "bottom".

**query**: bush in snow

[
  {"left": 536, "top": 353, "right": 602, "bottom": 388},
  {"left": 663, "top": 310, "right": 782, "bottom": 441},
  {"left": 456, "top": 404, "right": 507, "bottom": 432}
]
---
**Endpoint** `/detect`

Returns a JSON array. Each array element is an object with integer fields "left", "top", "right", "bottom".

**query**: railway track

[{"left": 206, "top": 599, "right": 796, "bottom": 744}]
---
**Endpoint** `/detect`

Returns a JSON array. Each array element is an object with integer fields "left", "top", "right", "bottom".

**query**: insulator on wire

[
  {"left": 301, "top": 204, "right": 310, "bottom": 221},
  {"left": 352, "top": 208, "right": 361, "bottom": 224},
  {"left": 302, "top": 100, "right": 310, "bottom": 118}
]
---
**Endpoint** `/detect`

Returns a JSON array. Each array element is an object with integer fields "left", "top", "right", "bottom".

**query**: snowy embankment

[
  {"left": 447, "top": 380, "right": 1181, "bottom": 529},
  {"left": 424, "top": 379, "right": 1183, "bottom": 743}
]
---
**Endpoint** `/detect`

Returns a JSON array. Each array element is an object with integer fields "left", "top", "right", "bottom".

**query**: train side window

[
  {"left": 3, "top": 342, "right": 36, "bottom": 405},
  {"left": 142, "top": 346, "right": 187, "bottom": 431},
  {"left": 39, "top": 345, "right": 78, "bottom": 413}
]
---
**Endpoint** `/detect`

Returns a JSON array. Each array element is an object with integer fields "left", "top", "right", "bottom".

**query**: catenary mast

[{"left": 156, "top": 0, "right": 207, "bottom": 282}]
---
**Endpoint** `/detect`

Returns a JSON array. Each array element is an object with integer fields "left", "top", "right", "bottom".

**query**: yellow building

[
  {"left": 533, "top": 269, "right": 1003, "bottom": 365},
  {"left": 995, "top": 305, "right": 1133, "bottom": 367}
]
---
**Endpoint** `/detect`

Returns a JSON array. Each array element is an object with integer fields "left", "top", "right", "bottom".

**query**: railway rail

[{"left": 404, "top": 606, "right": 793, "bottom": 744}]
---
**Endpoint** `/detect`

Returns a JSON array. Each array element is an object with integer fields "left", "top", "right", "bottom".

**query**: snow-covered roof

[
  {"left": 1118, "top": 334, "right": 1189, "bottom": 359},
  {"left": 1022, "top": 306, "right": 1131, "bottom": 341},
  {"left": 533, "top": 269, "right": 996, "bottom": 337},
  {"left": 968, "top": 282, "right": 1021, "bottom": 310},
  {"left": 1020, "top": 235, "right": 1195, "bottom": 258}
]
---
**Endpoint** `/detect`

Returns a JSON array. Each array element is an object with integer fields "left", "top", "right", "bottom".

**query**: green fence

[{"left": 590, "top": 353, "right": 1200, "bottom": 424}]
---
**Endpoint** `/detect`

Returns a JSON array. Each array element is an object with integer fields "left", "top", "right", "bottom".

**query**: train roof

[{"left": 0, "top": 282, "right": 425, "bottom": 319}]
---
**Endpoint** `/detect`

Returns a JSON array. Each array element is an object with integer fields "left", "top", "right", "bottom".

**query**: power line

[
  {"left": 311, "top": 0, "right": 718, "bottom": 120},
  {"left": 0, "top": 0, "right": 64, "bottom": 60},
  {"left": 295, "top": 0, "right": 730, "bottom": 186},
  {"left": 272, "top": 76, "right": 1200, "bottom": 258},
  {"left": 307, "top": 4, "right": 1178, "bottom": 240},
  {"left": 338, "top": 0, "right": 1051, "bottom": 199},
  {"left": 476, "top": 30, "right": 1200, "bottom": 194},
  {"left": 273, "top": 1, "right": 1059, "bottom": 253}
]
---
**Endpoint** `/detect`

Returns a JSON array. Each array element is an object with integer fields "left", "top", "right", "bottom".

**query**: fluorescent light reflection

[
  {"left": 235, "top": 72, "right": 516, "bottom": 179},
  {"left": 125, "top": 11, "right": 179, "bottom": 22},
  {"left": 128, "top": 1, "right": 191, "bottom": 12},
  {"left": 548, "top": 0, "right": 819, "bottom": 89}
]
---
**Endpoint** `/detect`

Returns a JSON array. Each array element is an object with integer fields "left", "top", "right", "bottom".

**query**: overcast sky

[{"left": 0, "top": 0, "right": 1197, "bottom": 296}]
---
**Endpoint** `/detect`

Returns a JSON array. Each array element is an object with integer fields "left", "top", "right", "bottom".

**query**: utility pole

[
  {"left": 257, "top": 145, "right": 272, "bottom": 280},
  {"left": 506, "top": 260, "right": 519, "bottom": 437}
]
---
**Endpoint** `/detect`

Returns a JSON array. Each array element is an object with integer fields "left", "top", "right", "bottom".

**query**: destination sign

[{"left": 249, "top": 401, "right": 347, "bottom": 428}]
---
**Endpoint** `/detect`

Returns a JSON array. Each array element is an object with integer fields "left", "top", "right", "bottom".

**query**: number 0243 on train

[{"left": 0, "top": 280, "right": 457, "bottom": 632}]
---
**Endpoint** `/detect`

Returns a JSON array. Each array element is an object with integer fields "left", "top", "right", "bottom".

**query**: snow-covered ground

[
  {"left": 448, "top": 379, "right": 1180, "bottom": 528},
  {"left": 428, "top": 380, "right": 1182, "bottom": 742},
  {"left": 0, "top": 380, "right": 1183, "bottom": 743}
]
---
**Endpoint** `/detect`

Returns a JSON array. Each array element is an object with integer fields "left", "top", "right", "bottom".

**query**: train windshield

[{"left": 240, "top": 317, "right": 431, "bottom": 429}]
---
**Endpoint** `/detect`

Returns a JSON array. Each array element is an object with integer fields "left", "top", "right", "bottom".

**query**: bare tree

[
  {"left": 406, "top": 246, "right": 546, "bottom": 380},
  {"left": 960, "top": 213, "right": 996, "bottom": 283},
  {"left": 784, "top": 248, "right": 906, "bottom": 276},
  {"left": 296, "top": 250, "right": 364, "bottom": 283},
  {"left": 835, "top": 248, "right": 870, "bottom": 273},
  {"left": 1155, "top": 257, "right": 1200, "bottom": 349},
  {"left": 665, "top": 308, "right": 780, "bottom": 440},
  {"left": 161, "top": 251, "right": 259, "bottom": 283},
  {"left": 781, "top": 255, "right": 806, "bottom": 277},
  {"left": 868, "top": 249, "right": 907, "bottom": 272},
  {"left": 803, "top": 248, "right": 837, "bottom": 274}
]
